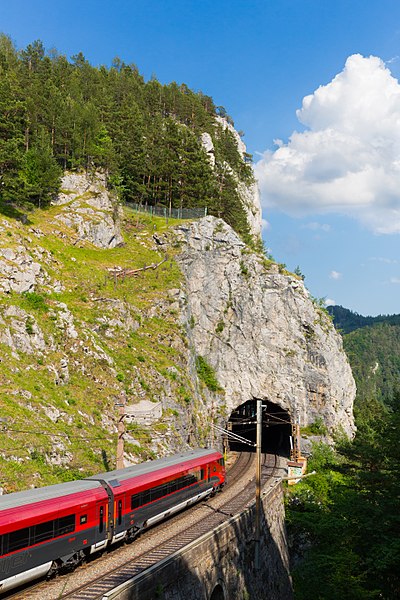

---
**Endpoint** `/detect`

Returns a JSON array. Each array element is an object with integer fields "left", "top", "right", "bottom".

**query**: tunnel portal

[{"left": 227, "top": 399, "right": 292, "bottom": 456}]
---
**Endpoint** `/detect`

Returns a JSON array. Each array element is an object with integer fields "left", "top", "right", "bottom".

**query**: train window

[
  {"left": 152, "top": 484, "right": 167, "bottom": 501},
  {"left": 131, "top": 493, "right": 142, "bottom": 509},
  {"left": 80, "top": 515, "right": 87, "bottom": 525},
  {"left": 142, "top": 489, "right": 151, "bottom": 505},
  {"left": 34, "top": 520, "right": 54, "bottom": 544},
  {"left": 8, "top": 527, "right": 30, "bottom": 553},
  {"left": 200, "top": 469, "right": 205, "bottom": 480},
  {"left": 55, "top": 515, "right": 75, "bottom": 536},
  {"left": 117, "top": 500, "right": 122, "bottom": 526},
  {"left": 99, "top": 506, "right": 104, "bottom": 533},
  {"left": 0, "top": 535, "right": 3, "bottom": 556}
]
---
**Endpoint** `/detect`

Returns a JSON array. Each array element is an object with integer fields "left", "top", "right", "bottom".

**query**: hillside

[
  {"left": 0, "top": 198, "right": 193, "bottom": 491},
  {"left": 327, "top": 305, "right": 400, "bottom": 409},
  {"left": 327, "top": 304, "right": 400, "bottom": 334},
  {"left": 0, "top": 36, "right": 357, "bottom": 497},
  {"left": 0, "top": 34, "right": 261, "bottom": 243},
  {"left": 343, "top": 322, "right": 400, "bottom": 409},
  {"left": 287, "top": 307, "right": 400, "bottom": 599}
]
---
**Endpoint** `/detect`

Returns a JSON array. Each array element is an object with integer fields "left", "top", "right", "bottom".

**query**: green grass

[
  {"left": 0, "top": 208, "right": 193, "bottom": 491},
  {"left": 195, "top": 356, "right": 223, "bottom": 392}
]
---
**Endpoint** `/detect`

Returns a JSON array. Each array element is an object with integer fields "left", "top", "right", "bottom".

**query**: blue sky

[{"left": 2, "top": 0, "right": 400, "bottom": 315}]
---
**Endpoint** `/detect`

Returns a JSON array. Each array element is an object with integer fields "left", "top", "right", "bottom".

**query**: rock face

[
  {"left": 175, "top": 217, "right": 355, "bottom": 436},
  {"left": 53, "top": 172, "right": 123, "bottom": 248},
  {"left": 0, "top": 245, "right": 48, "bottom": 294},
  {"left": 201, "top": 118, "right": 263, "bottom": 239}
]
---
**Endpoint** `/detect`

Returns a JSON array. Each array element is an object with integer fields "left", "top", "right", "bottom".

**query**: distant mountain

[
  {"left": 327, "top": 305, "right": 400, "bottom": 409},
  {"left": 327, "top": 304, "right": 400, "bottom": 334}
]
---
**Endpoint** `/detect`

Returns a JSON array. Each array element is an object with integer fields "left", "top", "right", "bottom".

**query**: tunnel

[
  {"left": 209, "top": 584, "right": 225, "bottom": 600},
  {"left": 226, "top": 399, "right": 292, "bottom": 456}
]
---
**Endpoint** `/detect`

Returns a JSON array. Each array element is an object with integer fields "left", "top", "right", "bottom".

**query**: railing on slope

[{"left": 126, "top": 202, "right": 207, "bottom": 220}]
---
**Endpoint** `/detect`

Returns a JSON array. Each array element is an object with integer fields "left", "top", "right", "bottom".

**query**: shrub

[
  {"left": 23, "top": 291, "right": 48, "bottom": 312},
  {"left": 195, "top": 356, "right": 223, "bottom": 392}
]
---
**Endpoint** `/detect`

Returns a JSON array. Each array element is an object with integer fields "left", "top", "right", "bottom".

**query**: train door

[
  {"left": 90, "top": 501, "right": 108, "bottom": 554},
  {"left": 111, "top": 495, "right": 126, "bottom": 544}
]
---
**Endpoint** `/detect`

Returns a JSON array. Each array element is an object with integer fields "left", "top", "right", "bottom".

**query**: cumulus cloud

[
  {"left": 302, "top": 221, "right": 331, "bottom": 232},
  {"left": 255, "top": 54, "right": 400, "bottom": 234},
  {"left": 329, "top": 270, "right": 342, "bottom": 280},
  {"left": 325, "top": 298, "right": 336, "bottom": 306},
  {"left": 261, "top": 217, "right": 271, "bottom": 230}
]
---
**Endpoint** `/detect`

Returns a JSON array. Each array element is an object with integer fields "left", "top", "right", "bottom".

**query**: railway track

[{"left": 5, "top": 452, "right": 281, "bottom": 600}]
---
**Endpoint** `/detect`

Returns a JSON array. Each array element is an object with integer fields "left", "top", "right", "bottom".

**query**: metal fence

[{"left": 126, "top": 203, "right": 208, "bottom": 220}]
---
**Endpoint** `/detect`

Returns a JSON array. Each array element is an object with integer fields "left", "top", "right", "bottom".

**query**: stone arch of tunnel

[
  {"left": 226, "top": 398, "right": 292, "bottom": 456},
  {"left": 209, "top": 583, "right": 225, "bottom": 600}
]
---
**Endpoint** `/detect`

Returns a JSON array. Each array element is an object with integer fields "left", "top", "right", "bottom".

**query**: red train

[{"left": 0, "top": 448, "right": 225, "bottom": 594}]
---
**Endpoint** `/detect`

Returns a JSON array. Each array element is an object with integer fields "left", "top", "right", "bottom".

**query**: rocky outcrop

[
  {"left": 52, "top": 172, "right": 123, "bottom": 248},
  {"left": 201, "top": 119, "right": 262, "bottom": 239},
  {"left": 175, "top": 217, "right": 355, "bottom": 436},
  {"left": 0, "top": 242, "right": 59, "bottom": 294},
  {"left": 0, "top": 306, "right": 48, "bottom": 357},
  {"left": 201, "top": 132, "right": 215, "bottom": 168}
]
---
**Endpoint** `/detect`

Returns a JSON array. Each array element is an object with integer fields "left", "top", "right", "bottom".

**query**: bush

[{"left": 195, "top": 356, "right": 222, "bottom": 392}]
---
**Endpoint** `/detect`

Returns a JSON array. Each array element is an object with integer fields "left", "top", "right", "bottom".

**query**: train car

[
  {"left": 0, "top": 479, "right": 108, "bottom": 594},
  {"left": 0, "top": 449, "right": 225, "bottom": 595},
  {"left": 89, "top": 448, "right": 225, "bottom": 544}
]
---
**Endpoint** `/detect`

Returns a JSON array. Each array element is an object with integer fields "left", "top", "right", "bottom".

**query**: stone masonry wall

[{"left": 107, "top": 482, "right": 293, "bottom": 600}]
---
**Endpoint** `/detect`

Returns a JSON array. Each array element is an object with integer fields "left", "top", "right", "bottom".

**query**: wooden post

[{"left": 116, "top": 397, "right": 126, "bottom": 470}]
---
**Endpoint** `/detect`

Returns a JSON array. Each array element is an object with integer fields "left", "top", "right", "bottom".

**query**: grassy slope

[{"left": 0, "top": 206, "right": 201, "bottom": 492}]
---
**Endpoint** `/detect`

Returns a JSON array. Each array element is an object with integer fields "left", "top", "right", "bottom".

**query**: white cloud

[
  {"left": 325, "top": 298, "right": 336, "bottom": 306},
  {"left": 302, "top": 221, "right": 331, "bottom": 232},
  {"left": 369, "top": 256, "right": 399, "bottom": 264},
  {"left": 261, "top": 218, "right": 271, "bottom": 231},
  {"left": 255, "top": 54, "right": 400, "bottom": 234},
  {"left": 329, "top": 270, "right": 342, "bottom": 280},
  {"left": 390, "top": 276, "right": 400, "bottom": 283}
]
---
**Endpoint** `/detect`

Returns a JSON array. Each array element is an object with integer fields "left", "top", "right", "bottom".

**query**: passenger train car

[{"left": 0, "top": 448, "right": 225, "bottom": 594}]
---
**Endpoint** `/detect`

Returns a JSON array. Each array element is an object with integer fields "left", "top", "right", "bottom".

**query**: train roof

[
  {"left": 0, "top": 479, "right": 102, "bottom": 511},
  {"left": 88, "top": 448, "right": 220, "bottom": 487},
  {"left": 0, "top": 449, "right": 221, "bottom": 510}
]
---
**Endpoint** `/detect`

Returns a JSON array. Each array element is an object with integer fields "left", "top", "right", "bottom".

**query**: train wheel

[
  {"left": 46, "top": 561, "right": 59, "bottom": 580},
  {"left": 126, "top": 526, "right": 141, "bottom": 543}
]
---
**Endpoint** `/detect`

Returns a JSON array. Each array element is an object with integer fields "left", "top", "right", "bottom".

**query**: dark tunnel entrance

[{"left": 227, "top": 399, "right": 292, "bottom": 457}]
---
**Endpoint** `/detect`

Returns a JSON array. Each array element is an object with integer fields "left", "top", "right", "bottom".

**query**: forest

[
  {"left": 327, "top": 304, "right": 400, "bottom": 334},
  {"left": 0, "top": 35, "right": 254, "bottom": 239},
  {"left": 288, "top": 309, "right": 400, "bottom": 599}
]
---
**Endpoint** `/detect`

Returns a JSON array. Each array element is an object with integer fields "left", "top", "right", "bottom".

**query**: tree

[{"left": 20, "top": 139, "right": 62, "bottom": 206}]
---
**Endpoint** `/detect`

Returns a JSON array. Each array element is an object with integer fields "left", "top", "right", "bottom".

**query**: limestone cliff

[{"left": 173, "top": 217, "right": 355, "bottom": 437}]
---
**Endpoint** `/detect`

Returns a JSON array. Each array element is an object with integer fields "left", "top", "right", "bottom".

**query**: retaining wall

[{"left": 104, "top": 481, "right": 293, "bottom": 600}]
